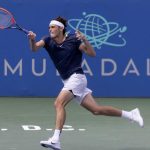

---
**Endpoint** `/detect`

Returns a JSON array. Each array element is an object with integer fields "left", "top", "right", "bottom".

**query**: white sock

[
  {"left": 51, "top": 129, "right": 61, "bottom": 142},
  {"left": 121, "top": 110, "right": 132, "bottom": 120}
]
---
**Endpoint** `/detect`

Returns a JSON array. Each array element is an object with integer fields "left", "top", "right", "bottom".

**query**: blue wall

[{"left": 0, "top": 0, "right": 150, "bottom": 97}]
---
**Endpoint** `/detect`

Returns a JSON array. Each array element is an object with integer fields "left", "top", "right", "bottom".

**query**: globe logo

[{"left": 68, "top": 12, "right": 127, "bottom": 49}]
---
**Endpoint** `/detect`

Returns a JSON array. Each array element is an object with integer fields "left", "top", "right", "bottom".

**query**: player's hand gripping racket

[{"left": 0, "top": 7, "right": 29, "bottom": 34}]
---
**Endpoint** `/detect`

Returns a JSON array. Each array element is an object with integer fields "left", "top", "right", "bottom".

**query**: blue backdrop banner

[{"left": 0, "top": 0, "right": 150, "bottom": 97}]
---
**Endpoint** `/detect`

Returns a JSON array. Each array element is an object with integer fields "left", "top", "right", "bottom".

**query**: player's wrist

[
  {"left": 82, "top": 37, "right": 88, "bottom": 44},
  {"left": 30, "top": 38, "right": 35, "bottom": 42}
]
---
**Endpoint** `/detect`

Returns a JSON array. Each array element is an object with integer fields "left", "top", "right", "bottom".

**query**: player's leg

[
  {"left": 54, "top": 90, "right": 74, "bottom": 132},
  {"left": 40, "top": 90, "right": 74, "bottom": 150},
  {"left": 81, "top": 93, "right": 121, "bottom": 116},
  {"left": 81, "top": 93, "right": 144, "bottom": 127}
]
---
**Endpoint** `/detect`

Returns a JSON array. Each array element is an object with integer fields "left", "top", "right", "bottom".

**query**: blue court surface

[{"left": 0, "top": 97, "right": 149, "bottom": 150}]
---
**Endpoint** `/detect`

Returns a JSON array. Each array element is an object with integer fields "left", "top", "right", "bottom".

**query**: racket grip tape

[{"left": 22, "top": 28, "right": 29, "bottom": 34}]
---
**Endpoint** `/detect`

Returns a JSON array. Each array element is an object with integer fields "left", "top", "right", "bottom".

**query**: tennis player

[{"left": 28, "top": 16, "right": 144, "bottom": 150}]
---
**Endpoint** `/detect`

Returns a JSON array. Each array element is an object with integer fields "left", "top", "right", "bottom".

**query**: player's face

[{"left": 49, "top": 25, "right": 62, "bottom": 38}]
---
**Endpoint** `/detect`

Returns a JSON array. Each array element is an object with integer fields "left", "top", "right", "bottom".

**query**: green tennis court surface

[{"left": 0, "top": 98, "right": 149, "bottom": 150}]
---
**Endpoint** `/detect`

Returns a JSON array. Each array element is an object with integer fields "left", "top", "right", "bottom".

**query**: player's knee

[
  {"left": 91, "top": 107, "right": 104, "bottom": 115},
  {"left": 54, "top": 100, "right": 62, "bottom": 109},
  {"left": 92, "top": 111, "right": 99, "bottom": 115},
  {"left": 54, "top": 99, "right": 64, "bottom": 109},
  {"left": 88, "top": 108, "right": 99, "bottom": 115},
  {"left": 91, "top": 109, "right": 101, "bottom": 115}
]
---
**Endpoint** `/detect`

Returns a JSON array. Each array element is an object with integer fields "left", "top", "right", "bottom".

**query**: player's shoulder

[
  {"left": 42, "top": 35, "right": 51, "bottom": 41},
  {"left": 66, "top": 33, "right": 78, "bottom": 41},
  {"left": 67, "top": 33, "right": 75, "bottom": 38}
]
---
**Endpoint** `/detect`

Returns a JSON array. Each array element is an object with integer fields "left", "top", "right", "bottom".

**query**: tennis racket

[{"left": 0, "top": 7, "right": 29, "bottom": 34}]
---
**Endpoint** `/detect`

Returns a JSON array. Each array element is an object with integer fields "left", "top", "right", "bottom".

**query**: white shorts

[{"left": 61, "top": 73, "right": 92, "bottom": 104}]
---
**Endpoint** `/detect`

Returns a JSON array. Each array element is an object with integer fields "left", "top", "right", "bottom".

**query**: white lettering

[
  {"left": 101, "top": 59, "right": 117, "bottom": 76},
  {"left": 62, "top": 125, "right": 74, "bottom": 131},
  {"left": 82, "top": 59, "right": 93, "bottom": 76},
  {"left": 32, "top": 59, "right": 46, "bottom": 76},
  {"left": 147, "top": 59, "right": 150, "bottom": 76},
  {"left": 4, "top": 59, "right": 22, "bottom": 76},
  {"left": 1, "top": 58, "right": 150, "bottom": 77},
  {"left": 123, "top": 59, "right": 140, "bottom": 76},
  {"left": 22, "top": 125, "right": 41, "bottom": 131},
  {"left": 1, "top": 125, "right": 84, "bottom": 132}
]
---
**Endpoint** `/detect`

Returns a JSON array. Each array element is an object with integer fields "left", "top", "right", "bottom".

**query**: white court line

[
  {"left": 1, "top": 129, "right": 8, "bottom": 131},
  {"left": 46, "top": 129, "right": 53, "bottom": 131},
  {"left": 78, "top": 129, "right": 86, "bottom": 131}
]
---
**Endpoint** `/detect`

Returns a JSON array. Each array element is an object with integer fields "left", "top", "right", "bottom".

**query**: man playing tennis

[{"left": 28, "top": 16, "right": 144, "bottom": 150}]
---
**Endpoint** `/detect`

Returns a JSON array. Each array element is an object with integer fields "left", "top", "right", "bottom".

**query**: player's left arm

[{"left": 75, "top": 30, "right": 96, "bottom": 57}]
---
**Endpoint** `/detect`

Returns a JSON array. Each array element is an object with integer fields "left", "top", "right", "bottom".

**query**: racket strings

[
  {"left": 0, "top": 7, "right": 29, "bottom": 34},
  {"left": 0, "top": 10, "right": 14, "bottom": 28}
]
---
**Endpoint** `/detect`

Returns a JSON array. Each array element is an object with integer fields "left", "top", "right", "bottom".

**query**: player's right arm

[{"left": 28, "top": 31, "right": 45, "bottom": 51}]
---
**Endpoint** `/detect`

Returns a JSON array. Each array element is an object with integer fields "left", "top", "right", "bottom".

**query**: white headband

[{"left": 49, "top": 20, "right": 64, "bottom": 29}]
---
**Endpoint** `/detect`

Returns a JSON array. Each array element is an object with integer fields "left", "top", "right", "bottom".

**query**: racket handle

[{"left": 22, "top": 28, "right": 29, "bottom": 34}]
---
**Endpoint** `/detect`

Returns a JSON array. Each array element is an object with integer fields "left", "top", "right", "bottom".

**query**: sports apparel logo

[{"left": 68, "top": 12, "right": 127, "bottom": 49}]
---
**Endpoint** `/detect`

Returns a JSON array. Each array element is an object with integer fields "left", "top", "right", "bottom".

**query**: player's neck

[{"left": 55, "top": 34, "right": 66, "bottom": 44}]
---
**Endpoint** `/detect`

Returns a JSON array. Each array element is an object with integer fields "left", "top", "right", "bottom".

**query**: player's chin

[{"left": 50, "top": 33, "right": 56, "bottom": 38}]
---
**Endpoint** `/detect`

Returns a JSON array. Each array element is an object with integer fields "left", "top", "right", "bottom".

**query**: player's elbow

[
  {"left": 30, "top": 40, "right": 43, "bottom": 52},
  {"left": 91, "top": 51, "right": 96, "bottom": 57},
  {"left": 31, "top": 44, "right": 40, "bottom": 52},
  {"left": 88, "top": 50, "right": 96, "bottom": 57},
  {"left": 30, "top": 46, "right": 37, "bottom": 52},
  {"left": 31, "top": 47, "right": 38, "bottom": 52}
]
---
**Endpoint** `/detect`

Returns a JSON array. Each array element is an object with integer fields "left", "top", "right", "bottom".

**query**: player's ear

[{"left": 60, "top": 27, "right": 64, "bottom": 32}]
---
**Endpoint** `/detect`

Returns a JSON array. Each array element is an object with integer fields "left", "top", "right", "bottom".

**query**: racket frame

[{"left": 0, "top": 7, "right": 29, "bottom": 34}]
